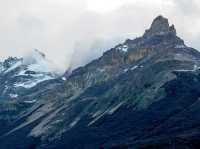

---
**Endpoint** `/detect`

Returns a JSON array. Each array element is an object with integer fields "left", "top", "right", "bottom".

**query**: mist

[{"left": 0, "top": 0, "right": 200, "bottom": 72}]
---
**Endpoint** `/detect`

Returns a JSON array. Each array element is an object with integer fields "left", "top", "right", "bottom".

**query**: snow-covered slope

[{"left": 0, "top": 49, "right": 60, "bottom": 100}]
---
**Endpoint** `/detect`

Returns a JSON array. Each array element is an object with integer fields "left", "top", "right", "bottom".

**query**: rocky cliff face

[
  {"left": 143, "top": 15, "right": 176, "bottom": 38},
  {"left": 0, "top": 16, "right": 200, "bottom": 149}
]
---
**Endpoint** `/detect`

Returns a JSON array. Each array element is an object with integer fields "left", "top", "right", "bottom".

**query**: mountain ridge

[{"left": 0, "top": 15, "right": 200, "bottom": 149}]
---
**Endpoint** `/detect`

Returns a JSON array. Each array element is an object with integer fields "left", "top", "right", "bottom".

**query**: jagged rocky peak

[
  {"left": 0, "top": 49, "right": 46, "bottom": 70},
  {"left": 143, "top": 15, "right": 176, "bottom": 38},
  {"left": 97, "top": 16, "right": 185, "bottom": 68},
  {"left": 3, "top": 57, "right": 22, "bottom": 68}
]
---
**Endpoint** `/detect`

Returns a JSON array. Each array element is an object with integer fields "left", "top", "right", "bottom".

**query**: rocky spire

[{"left": 143, "top": 15, "right": 176, "bottom": 38}]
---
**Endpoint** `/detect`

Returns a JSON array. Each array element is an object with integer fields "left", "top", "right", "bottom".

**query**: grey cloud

[{"left": 173, "top": 0, "right": 200, "bottom": 15}]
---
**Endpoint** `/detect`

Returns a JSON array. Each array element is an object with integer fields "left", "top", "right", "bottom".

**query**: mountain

[
  {"left": 0, "top": 16, "right": 200, "bottom": 149},
  {"left": 0, "top": 49, "right": 61, "bottom": 100}
]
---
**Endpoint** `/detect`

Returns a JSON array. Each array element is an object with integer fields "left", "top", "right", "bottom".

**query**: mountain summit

[
  {"left": 0, "top": 16, "right": 200, "bottom": 149},
  {"left": 0, "top": 49, "right": 59, "bottom": 100},
  {"left": 143, "top": 15, "right": 176, "bottom": 38}
]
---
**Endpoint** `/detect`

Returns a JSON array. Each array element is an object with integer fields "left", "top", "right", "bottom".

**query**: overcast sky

[{"left": 0, "top": 0, "right": 200, "bottom": 71}]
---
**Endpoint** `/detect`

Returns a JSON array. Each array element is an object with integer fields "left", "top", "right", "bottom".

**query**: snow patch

[
  {"left": 24, "top": 100, "right": 36, "bottom": 104},
  {"left": 62, "top": 77, "right": 66, "bottom": 81},
  {"left": 140, "top": 65, "right": 144, "bottom": 68},
  {"left": 123, "top": 68, "right": 129, "bottom": 72},
  {"left": 69, "top": 117, "right": 81, "bottom": 128},
  {"left": 123, "top": 65, "right": 142, "bottom": 73},
  {"left": 193, "top": 64, "right": 198, "bottom": 71},
  {"left": 175, "top": 44, "right": 187, "bottom": 49},
  {"left": 17, "top": 70, "right": 27, "bottom": 76},
  {"left": 108, "top": 102, "right": 124, "bottom": 115},
  {"left": 0, "top": 63, "right": 5, "bottom": 73},
  {"left": 14, "top": 75, "right": 53, "bottom": 88},
  {"left": 175, "top": 64, "right": 199, "bottom": 72},
  {"left": 9, "top": 94, "right": 18, "bottom": 98},
  {"left": 88, "top": 109, "right": 110, "bottom": 126},
  {"left": 121, "top": 45, "right": 128, "bottom": 52},
  {"left": 131, "top": 65, "right": 138, "bottom": 70},
  {"left": 117, "top": 45, "right": 128, "bottom": 52},
  {"left": 92, "top": 110, "right": 102, "bottom": 118}
]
